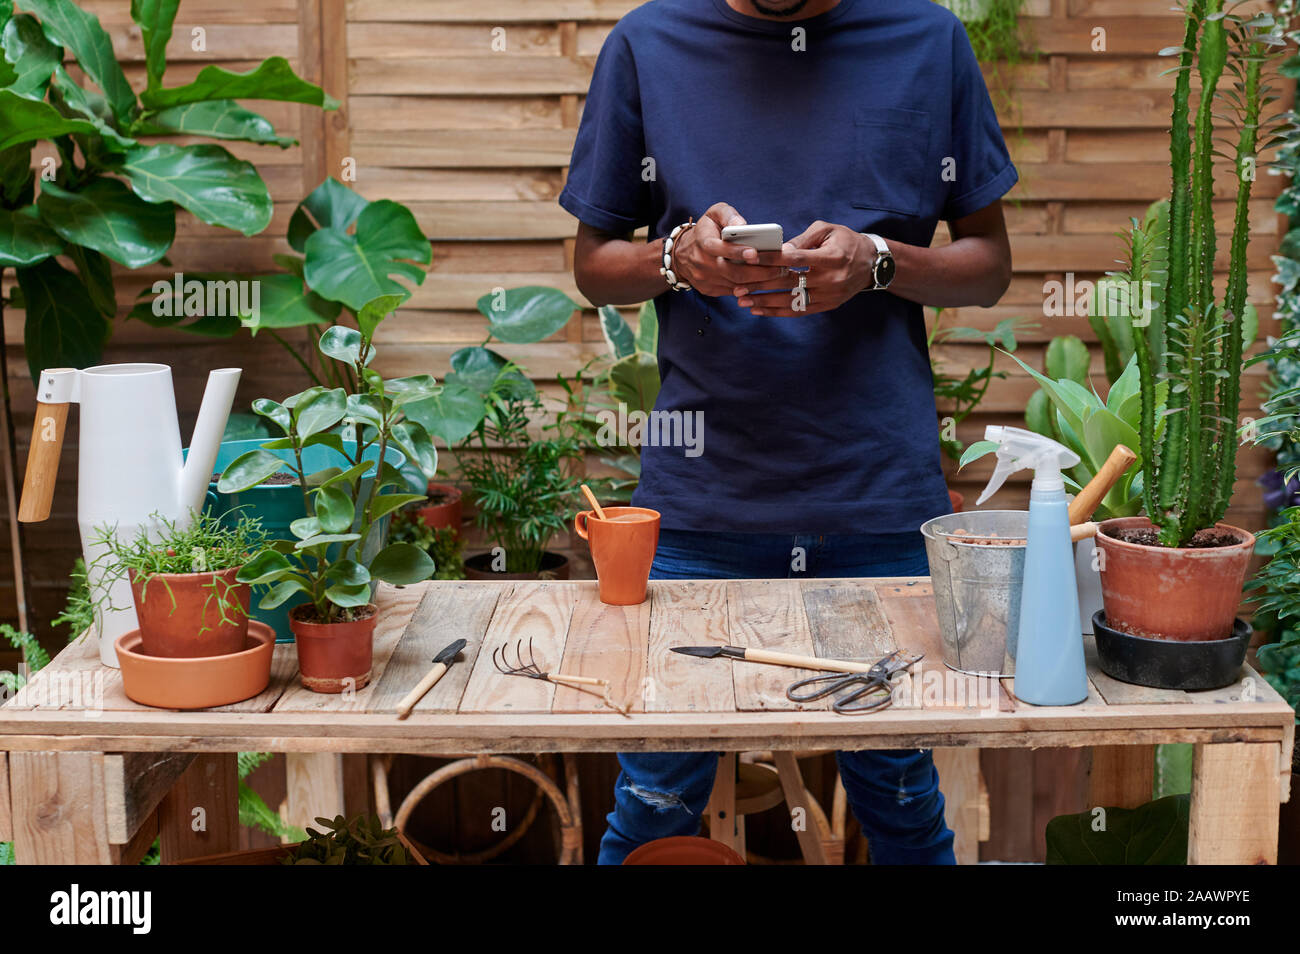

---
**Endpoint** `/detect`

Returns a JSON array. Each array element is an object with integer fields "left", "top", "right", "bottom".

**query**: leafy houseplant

[
  {"left": 91, "top": 509, "right": 266, "bottom": 658},
  {"left": 390, "top": 513, "right": 465, "bottom": 580},
  {"left": 1092, "top": 4, "right": 1287, "bottom": 648},
  {"left": 282, "top": 815, "right": 422, "bottom": 866},
  {"left": 0, "top": 0, "right": 334, "bottom": 377},
  {"left": 1249, "top": 506, "right": 1300, "bottom": 719},
  {"left": 225, "top": 309, "right": 438, "bottom": 692}
]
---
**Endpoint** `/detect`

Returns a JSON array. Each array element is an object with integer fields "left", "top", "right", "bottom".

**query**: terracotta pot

[
  {"left": 623, "top": 836, "right": 745, "bottom": 865},
  {"left": 116, "top": 622, "right": 275, "bottom": 710},
  {"left": 1095, "top": 517, "right": 1255, "bottom": 642},
  {"left": 290, "top": 604, "right": 377, "bottom": 693},
  {"left": 129, "top": 566, "right": 251, "bottom": 658},
  {"left": 414, "top": 481, "right": 463, "bottom": 534},
  {"left": 574, "top": 506, "right": 660, "bottom": 605},
  {"left": 463, "top": 551, "right": 570, "bottom": 581},
  {"left": 948, "top": 489, "right": 964, "bottom": 513}
]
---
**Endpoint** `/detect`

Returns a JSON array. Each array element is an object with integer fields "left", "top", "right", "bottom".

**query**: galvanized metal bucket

[{"left": 920, "top": 510, "right": 1028, "bottom": 676}]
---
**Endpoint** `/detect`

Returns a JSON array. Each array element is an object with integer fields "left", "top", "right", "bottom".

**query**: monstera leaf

[
  {"left": 287, "top": 176, "right": 368, "bottom": 252},
  {"left": 303, "top": 199, "right": 430, "bottom": 310},
  {"left": 118, "top": 143, "right": 273, "bottom": 235},
  {"left": 35, "top": 177, "right": 173, "bottom": 268},
  {"left": 405, "top": 382, "right": 486, "bottom": 446},
  {"left": 476, "top": 286, "right": 578, "bottom": 344}
]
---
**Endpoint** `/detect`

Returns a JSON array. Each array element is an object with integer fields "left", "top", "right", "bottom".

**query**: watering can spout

[{"left": 180, "top": 368, "right": 241, "bottom": 514}]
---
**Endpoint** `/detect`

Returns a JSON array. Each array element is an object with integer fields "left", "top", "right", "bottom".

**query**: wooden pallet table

[{"left": 0, "top": 579, "right": 1292, "bottom": 864}]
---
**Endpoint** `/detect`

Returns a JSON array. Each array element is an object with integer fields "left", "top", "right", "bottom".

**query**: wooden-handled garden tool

[
  {"left": 494, "top": 638, "right": 630, "bottom": 716},
  {"left": 18, "top": 368, "right": 75, "bottom": 523},
  {"left": 671, "top": 644, "right": 882, "bottom": 674},
  {"left": 1067, "top": 444, "right": 1138, "bottom": 525},
  {"left": 395, "top": 638, "right": 466, "bottom": 718}
]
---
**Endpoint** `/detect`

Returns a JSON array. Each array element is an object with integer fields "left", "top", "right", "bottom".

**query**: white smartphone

[{"left": 720, "top": 223, "right": 784, "bottom": 251}]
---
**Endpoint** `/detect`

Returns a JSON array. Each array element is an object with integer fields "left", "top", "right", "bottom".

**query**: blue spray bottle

[{"left": 976, "top": 425, "right": 1089, "bottom": 706}]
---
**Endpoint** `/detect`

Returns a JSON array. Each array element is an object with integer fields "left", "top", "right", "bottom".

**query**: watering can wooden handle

[
  {"left": 1068, "top": 444, "right": 1137, "bottom": 525},
  {"left": 18, "top": 399, "right": 70, "bottom": 523}
]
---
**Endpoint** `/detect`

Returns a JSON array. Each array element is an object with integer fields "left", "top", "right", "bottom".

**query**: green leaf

[
  {"left": 317, "top": 460, "right": 374, "bottom": 490},
  {"left": 0, "top": 206, "right": 61, "bottom": 267},
  {"left": 22, "top": 0, "right": 135, "bottom": 121},
  {"left": 1106, "top": 355, "right": 1141, "bottom": 416},
  {"left": 958, "top": 439, "right": 999, "bottom": 468},
  {"left": 15, "top": 257, "right": 107, "bottom": 380},
  {"left": 1024, "top": 388, "right": 1054, "bottom": 439},
  {"left": 599, "top": 304, "right": 634, "bottom": 358},
  {"left": 368, "top": 542, "right": 435, "bottom": 585},
  {"left": 0, "top": 143, "right": 35, "bottom": 206},
  {"left": 635, "top": 299, "right": 658, "bottom": 354},
  {"left": 118, "top": 143, "right": 272, "bottom": 236},
  {"left": 325, "top": 560, "right": 369, "bottom": 587},
  {"left": 139, "top": 56, "right": 337, "bottom": 111},
  {"left": 303, "top": 199, "right": 430, "bottom": 311},
  {"left": 258, "top": 578, "right": 310, "bottom": 609},
  {"left": 1044, "top": 335, "right": 1090, "bottom": 385},
  {"left": 287, "top": 177, "right": 367, "bottom": 253},
  {"left": 293, "top": 386, "right": 346, "bottom": 438},
  {"left": 405, "top": 380, "right": 486, "bottom": 446},
  {"left": 216, "top": 449, "right": 288, "bottom": 492},
  {"left": 477, "top": 285, "right": 577, "bottom": 344},
  {"left": 367, "top": 493, "right": 426, "bottom": 522},
  {"left": 445, "top": 346, "right": 533, "bottom": 399},
  {"left": 384, "top": 374, "right": 439, "bottom": 407},
  {"left": 129, "top": 0, "right": 179, "bottom": 92},
  {"left": 48, "top": 66, "right": 137, "bottom": 151},
  {"left": 35, "top": 177, "right": 173, "bottom": 268},
  {"left": 132, "top": 99, "right": 294, "bottom": 147},
  {"left": 388, "top": 420, "right": 436, "bottom": 479},
  {"left": 289, "top": 516, "right": 321, "bottom": 540},
  {"left": 323, "top": 581, "right": 371, "bottom": 608},
  {"left": 343, "top": 392, "right": 384, "bottom": 427},
  {"left": 2, "top": 13, "right": 61, "bottom": 98},
  {"left": 124, "top": 271, "right": 249, "bottom": 337},
  {"left": 0, "top": 88, "right": 97, "bottom": 151},
  {"left": 1045, "top": 794, "right": 1189, "bottom": 865},
  {"left": 236, "top": 548, "right": 294, "bottom": 584},
  {"left": 608, "top": 352, "right": 660, "bottom": 414},
  {"left": 319, "top": 326, "right": 370, "bottom": 367},
  {"left": 314, "top": 484, "right": 354, "bottom": 533},
  {"left": 356, "top": 293, "right": 404, "bottom": 342},
  {"left": 66, "top": 245, "right": 114, "bottom": 318},
  {"left": 295, "top": 532, "right": 361, "bottom": 551},
  {"left": 241, "top": 273, "right": 341, "bottom": 332}
]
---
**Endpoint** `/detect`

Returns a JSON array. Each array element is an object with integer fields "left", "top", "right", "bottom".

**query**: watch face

[{"left": 875, "top": 254, "right": 896, "bottom": 288}]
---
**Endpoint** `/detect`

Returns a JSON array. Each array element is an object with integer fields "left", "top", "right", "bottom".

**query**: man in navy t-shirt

[{"left": 560, "top": 0, "right": 1016, "bottom": 864}]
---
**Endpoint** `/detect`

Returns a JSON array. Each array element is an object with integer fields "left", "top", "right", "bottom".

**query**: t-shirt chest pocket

[{"left": 851, "top": 106, "right": 932, "bottom": 218}]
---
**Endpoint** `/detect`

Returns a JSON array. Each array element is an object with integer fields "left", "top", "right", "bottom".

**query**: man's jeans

[{"left": 597, "top": 528, "right": 956, "bottom": 865}]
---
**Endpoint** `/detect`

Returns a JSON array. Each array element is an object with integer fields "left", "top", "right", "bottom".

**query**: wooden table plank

[
  {"left": 802, "top": 580, "right": 915, "bottom": 712},
  {"left": 726, "top": 580, "right": 819, "bottom": 711},
  {"left": 458, "top": 582, "right": 579, "bottom": 713},
  {"left": 552, "top": 585, "right": 648, "bottom": 714},
  {"left": 273, "top": 583, "right": 426, "bottom": 713},
  {"left": 1083, "top": 636, "right": 1189, "bottom": 705},
  {"left": 0, "top": 752, "right": 10, "bottom": 842},
  {"left": 9, "top": 751, "right": 116, "bottom": 863},
  {"left": 367, "top": 583, "right": 505, "bottom": 714},
  {"left": 103, "top": 751, "right": 195, "bottom": 844},
  {"left": 643, "top": 581, "right": 735, "bottom": 713}
]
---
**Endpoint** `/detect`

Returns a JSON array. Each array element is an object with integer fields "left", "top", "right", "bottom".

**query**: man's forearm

[
  {"left": 574, "top": 234, "right": 667, "bottom": 306},
  {"left": 885, "top": 234, "right": 1012, "bottom": 309}
]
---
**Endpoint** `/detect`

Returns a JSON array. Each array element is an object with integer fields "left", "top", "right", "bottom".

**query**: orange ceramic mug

[{"left": 574, "top": 506, "right": 661, "bottom": 605}]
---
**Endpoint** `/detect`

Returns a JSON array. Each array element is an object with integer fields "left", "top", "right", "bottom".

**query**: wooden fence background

[{"left": 0, "top": 0, "right": 1289, "bottom": 862}]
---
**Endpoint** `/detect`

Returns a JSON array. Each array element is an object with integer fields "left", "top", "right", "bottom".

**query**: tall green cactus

[{"left": 1135, "top": 2, "right": 1283, "bottom": 547}]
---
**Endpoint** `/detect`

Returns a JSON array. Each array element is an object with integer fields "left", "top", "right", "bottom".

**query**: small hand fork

[{"left": 493, "top": 638, "right": 630, "bottom": 717}]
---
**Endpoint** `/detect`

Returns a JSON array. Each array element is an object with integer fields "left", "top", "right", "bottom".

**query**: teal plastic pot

[{"left": 201, "top": 438, "right": 411, "bottom": 641}]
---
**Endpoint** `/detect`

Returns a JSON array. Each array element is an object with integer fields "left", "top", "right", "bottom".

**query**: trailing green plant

[
  {"left": 390, "top": 514, "right": 465, "bottom": 580},
  {"left": 1248, "top": 506, "right": 1300, "bottom": 720},
  {"left": 282, "top": 814, "right": 419, "bottom": 865},
  {"left": 224, "top": 305, "right": 439, "bottom": 624},
  {"left": 0, "top": 0, "right": 335, "bottom": 377},
  {"left": 88, "top": 508, "right": 267, "bottom": 630},
  {"left": 929, "top": 312, "right": 1035, "bottom": 460},
  {"left": 50, "top": 557, "right": 93, "bottom": 637},
  {"left": 1133, "top": 3, "right": 1285, "bottom": 547},
  {"left": 237, "top": 752, "right": 307, "bottom": 842}
]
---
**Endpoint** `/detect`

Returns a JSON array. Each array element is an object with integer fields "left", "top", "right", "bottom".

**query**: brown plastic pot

[
  {"left": 116, "top": 622, "right": 275, "bottom": 710},
  {"left": 623, "top": 836, "right": 746, "bottom": 865},
  {"left": 129, "top": 566, "right": 251, "bottom": 658},
  {"left": 463, "top": 551, "right": 570, "bottom": 581},
  {"left": 1095, "top": 516, "right": 1255, "bottom": 642},
  {"left": 413, "top": 481, "right": 463, "bottom": 534},
  {"left": 290, "top": 603, "right": 377, "bottom": 693}
]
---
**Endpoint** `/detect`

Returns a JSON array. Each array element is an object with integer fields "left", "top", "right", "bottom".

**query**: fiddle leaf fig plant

[
  {"left": 223, "top": 303, "right": 439, "bottom": 623},
  {"left": 0, "top": 0, "right": 336, "bottom": 378}
]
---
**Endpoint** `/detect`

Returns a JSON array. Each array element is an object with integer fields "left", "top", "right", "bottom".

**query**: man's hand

[
  {"left": 672, "top": 202, "right": 788, "bottom": 297},
  {"left": 733, "top": 221, "right": 875, "bottom": 317}
]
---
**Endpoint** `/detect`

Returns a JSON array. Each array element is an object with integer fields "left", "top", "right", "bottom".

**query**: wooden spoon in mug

[{"left": 581, "top": 483, "right": 607, "bottom": 521}]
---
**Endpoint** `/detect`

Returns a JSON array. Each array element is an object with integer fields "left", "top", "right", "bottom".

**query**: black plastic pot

[{"left": 1092, "top": 610, "right": 1250, "bottom": 691}]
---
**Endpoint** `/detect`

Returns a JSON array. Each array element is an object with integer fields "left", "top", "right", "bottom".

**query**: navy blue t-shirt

[{"left": 559, "top": 0, "right": 1018, "bottom": 534}]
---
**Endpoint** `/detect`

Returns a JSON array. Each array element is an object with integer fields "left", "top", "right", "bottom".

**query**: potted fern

[{"left": 1093, "top": 5, "right": 1286, "bottom": 667}]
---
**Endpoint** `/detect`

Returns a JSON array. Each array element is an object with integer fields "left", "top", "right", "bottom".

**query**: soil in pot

[
  {"left": 463, "top": 551, "right": 570, "bottom": 581},
  {"left": 289, "top": 603, "right": 377, "bottom": 693},
  {"left": 1095, "top": 517, "right": 1255, "bottom": 642},
  {"left": 130, "top": 566, "right": 251, "bottom": 658}
]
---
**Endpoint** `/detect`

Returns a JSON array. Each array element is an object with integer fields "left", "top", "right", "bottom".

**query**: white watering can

[{"left": 18, "top": 364, "right": 241, "bottom": 667}]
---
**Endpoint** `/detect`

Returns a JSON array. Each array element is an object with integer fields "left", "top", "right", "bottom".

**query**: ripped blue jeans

[{"left": 598, "top": 528, "right": 956, "bottom": 865}]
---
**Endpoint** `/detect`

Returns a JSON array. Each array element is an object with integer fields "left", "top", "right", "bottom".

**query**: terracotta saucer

[{"left": 116, "top": 621, "right": 276, "bottom": 710}]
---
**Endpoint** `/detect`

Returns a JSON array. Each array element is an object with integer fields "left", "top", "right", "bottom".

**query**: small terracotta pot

[
  {"left": 623, "top": 836, "right": 745, "bottom": 865},
  {"left": 116, "top": 622, "right": 275, "bottom": 710},
  {"left": 290, "top": 603, "right": 377, "bottom": 693},
  {"left": 948, "top": 489, "right": 965, "bottom": 514},
  {"left": 1095, "top": 516, "right": 1255, "bottom": 642},
  {"left": 574, "top": 506, "right": 660, "bottom": 605},
  {"left": 129, "top": 566, "right": 251, "bottom": 658},
  {"left": 463, "top": 551, "right": 570, "bottom": 581},
  {"left": 414, "top": 482, "right": 463, "bottom": 535}
]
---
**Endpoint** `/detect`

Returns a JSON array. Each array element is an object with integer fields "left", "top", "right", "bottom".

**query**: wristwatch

[{"left": 862, "top": 232, "right": 896, "bottom": 291}]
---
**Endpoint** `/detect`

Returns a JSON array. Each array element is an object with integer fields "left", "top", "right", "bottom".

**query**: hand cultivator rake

[{"left": 493, "top": 638, "right": 630, "bottom": 716}]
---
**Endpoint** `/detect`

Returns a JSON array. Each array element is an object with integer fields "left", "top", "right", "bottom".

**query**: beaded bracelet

[{"left": 660, "top": 219, "right": 695, "bottom": 291}]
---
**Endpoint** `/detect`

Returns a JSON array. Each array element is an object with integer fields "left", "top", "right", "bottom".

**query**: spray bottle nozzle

[{"left": 975, "top": 425, "right": 1081, "bottom": 506}]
